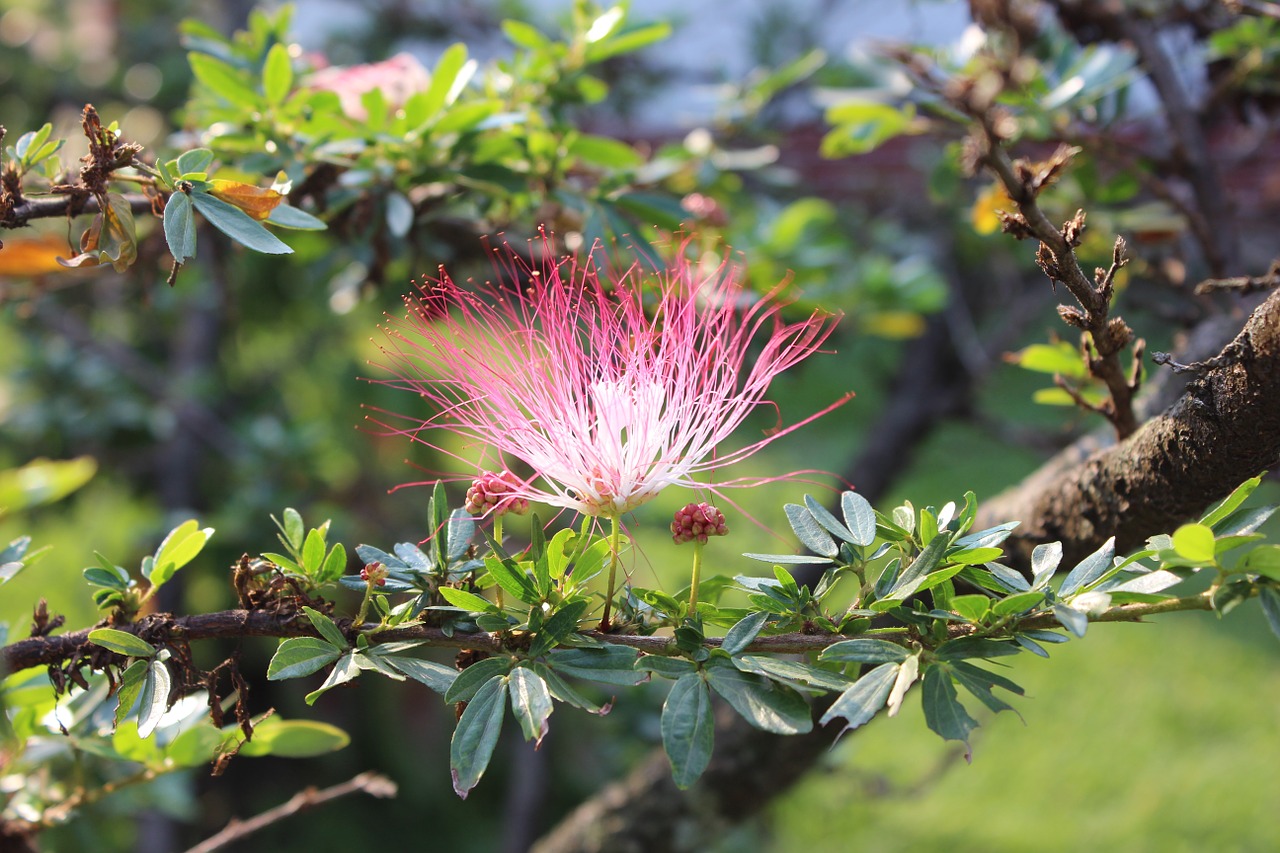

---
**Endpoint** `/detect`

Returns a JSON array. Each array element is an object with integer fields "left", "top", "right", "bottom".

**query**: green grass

[{"left": 767, "top": 607, "right": 1280, "bottom": 852}]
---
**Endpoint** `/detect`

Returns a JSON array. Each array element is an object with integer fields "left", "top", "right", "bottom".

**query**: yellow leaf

[
  {"left": 0, "top": 235, "right": 71, "bottom": 275},
  {"left": 209, "top": 180, "right": 284, "bottom": 221},
  {"left": 971, "top": 182, "right": 1014, "bottom": 235}
]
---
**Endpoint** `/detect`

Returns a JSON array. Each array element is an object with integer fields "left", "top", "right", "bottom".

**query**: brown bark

[{"left": 980, "top": 288, "right": 1280, "bottom": 566}]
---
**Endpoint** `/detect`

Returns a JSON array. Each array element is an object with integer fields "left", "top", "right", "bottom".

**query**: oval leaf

[
  {"left": 450, "top": 675, "right": 508, "bottom": 799},
  {"left": 88, "top": 628, "right": 156, "bottom": 659},
  {"left": 661, "top": 673, "right": 715, "bottom": 790}
]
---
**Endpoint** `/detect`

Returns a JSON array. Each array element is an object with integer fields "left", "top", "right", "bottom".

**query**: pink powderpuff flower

[
  {"left": 309, "top": 52, "right": 431, "bottom": 120},
  {"left": 368, "top": 237, "right": 850, "bottom": 518}
]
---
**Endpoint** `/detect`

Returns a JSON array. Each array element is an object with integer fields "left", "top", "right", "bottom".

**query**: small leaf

[
  {"left": 819, "top": 662, "right": 898, "bottom": 735},
  {"left": 508, "top": 666, "right": 553, "bottom": 746},
  {"left": 1059, "top": 537, "right": 1116, "bottom": 597},
  {"left": 1201, "top": 476, "right": 1262, "bottom": 528},
  {"left": 921, "top": 665, "right": 977, "bottom": 757},
  {"left": 661, "top": 673, "right": 715, "bottom": 789},
  {"left": 163, "top": 191, "right": 197, "bottom": 263},
  {"left": 114, "top": 659, "right": 148, "bottom": 727},
  {"left": 785, "top": 503, "right": 839, "bottom": 557},
  {"left": 175, "top": 148, "right": 215, "bottom": 176},
  {"left": 305, "top": 651, "right": 360, "bottom": 705},
  {"left": 1171, "top": 523, "right": 1217, "bottom": 565},
  {"left": 191, "top": 191, "right": 292, "bottom": 254},
  {"left": 451, "top": 675, "right": 508, "bottom": 798},
  {"left": 704, "top": 661, "right": 812, "bottom": 734},
  {"left": 382, "top": 656, "right": 457, "bottom": 693},
  {"left": 437, "top": 586, "right": 499, "bottom": 613},
  {"left": 820, "top": 638, "right": 910, "bottom": 664},
  {"left": 547, "top": 645, "right": 645, "bottom": 686},
  {"left": 302, "top": 605, "right": 348, "bottom": 649},
  {"left": 721, "top": 611, "right": 769, "bottom": 656},
  {"left": 528, "top": 599, "right": 590, "bottom": 657},
  {"left": 841, "top": 492, "right": 878, "bottom": 547},
  {"left": 209, "top": 180, "right": 284, "bottom": 221},
  {"left": 635, "top": 655, "right": 697, "bottom": 680},
  {"left": 886, "top": 652, "right": 920, "bottom": 717},
  {"left": 1031, "top": 541, "right": 1063, "bottom": 588},
  {"left": 446, "top": 657, "right": 512, "bottom": 703},
  {"left": 237, "top": 719, "right": 349, "bottom": 758},
  {"left": 87, "top": 628, "right": 157, "bottom": 658},
  {"left": 267, "top": 203, "right": 326, "bottom": 230},
  {"left": 262, "top": 42, "right": 293, "bottom": 105},
  {"left": 1053, "top": 603, "right": 1089, "bottom": 638},
  {"left": 136, "top": 659, "right": 172, "bottom": 738},
  {"left": 267, "top": 637, "right": 343, "bottom": 680},
  {"left": 1259, "top": 586, "right": 1280, "bottom": 642}
]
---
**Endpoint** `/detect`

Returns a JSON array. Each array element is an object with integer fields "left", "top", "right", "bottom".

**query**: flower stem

[
  {"left": 688, "top": 541, "right": 705, "bottom": 613},
  {"left": 493, "top": 515, "right": 505, "bottom": 611},
  {"left": 599, "top": 515, "right": 622, "bottom": 631}
]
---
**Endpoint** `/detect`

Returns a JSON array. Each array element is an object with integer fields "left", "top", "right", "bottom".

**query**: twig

[
  {"left": 182, "top": 771, "right": 397, "bottom": 853},
  {"left": 1194, "top": 260, "right": 1280, "bottom": 295},
  {"left": 0, "top": 192, "right": 155, "bottom": 229}
]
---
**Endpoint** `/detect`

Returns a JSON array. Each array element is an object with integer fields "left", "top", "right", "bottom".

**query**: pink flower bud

[
  {"left": 360, "top": 561, "right": 388, "bottom": 586},
  {"left": 671, "top": 502, "right": 728, "bottom": 545},
  {"left": 464, "top": 470, "right": 531, "bottom": 517}
]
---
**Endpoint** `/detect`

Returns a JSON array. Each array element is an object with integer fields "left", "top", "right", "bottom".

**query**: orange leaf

[
  {"left": 209, "top": 180, "right": 284, "bottom": 221},
  {"left": 0, "top": 235, "right": 71, "bottom": 275},
  {"left": 57, "top": 194, "right": 138, "bottom": 272}
]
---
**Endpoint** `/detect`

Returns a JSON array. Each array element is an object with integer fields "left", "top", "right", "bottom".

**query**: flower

[
  {"left": 309, "top": 52, "right": 431, "bottom": 120},
  {"left": 465, "top": 470, "right": 531, "bottom": 517},
  {"left": 370, "top": 237, "right": 849, "bottom": 518},
  {"left": 671, "top": 502, "right": 728, "bottom": 545}
]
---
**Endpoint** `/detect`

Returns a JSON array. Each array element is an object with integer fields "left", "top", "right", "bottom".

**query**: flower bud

[
  {"left": 360, "top": 561, "right": 388, "bottom": 586},
  {"left": 464, "top": 470, "right": 531, "bottom": 517},
  {"left": 671, "top": 502, "right": 728, "bottom": 545}
]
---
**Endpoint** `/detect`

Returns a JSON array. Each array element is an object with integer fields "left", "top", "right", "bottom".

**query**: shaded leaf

[{"left": 661, "top": 673, "right": 715, "bottom": 789}]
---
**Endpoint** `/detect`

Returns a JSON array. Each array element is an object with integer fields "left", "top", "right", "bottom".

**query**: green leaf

[
  {"left": 502, "top": 19, "right": 550, "bottom": 51},
  {"left": 547, "top": 645, "right": 645, "bottom": 686},
  {"left": 238, "top": 718, "right": 350, "bottom": 758},
  {"left": 189, "top": 53, "right": 259, "bottom": 104},
  {"left": 946, "top": 547, "right": 1005, "bottom": 566},
  {"left": 992, "top": 590, "right": 1045, "bottom": 617},
  {"left": 451, "top": 675, "right": 508, "bottom": 798},
  {"left": 722, "top": 611, "right": 770, "bottom": 656},
  {"left": 1009, "top": 341, "right": 1088, "bottom": 378},
  {"left": 950, "top": 594, "right": 991, "bottom": 623},
  {"left": 301, "top": 527, "right": 325, "bottom": 575},
  {"left": 818, "top": 661, "right": 898, "bottom": 735},
  {"left": 114, "top": 659, "right": 148, "bottom": 727},
  {"left": 949, "top": 660, "right": 1023, "bottom": 716},
  {"left": 661, "top": 673, "right": 715, "bottom": 789},
  {"left": 267, "top": 637, "right": 343, "bottom": 680},
  {"left": 636, "top": 655, "right": 697, "bottom": 679},
  {"left": 445, "top": 656, "right": 512, "bottom": 703},
  {"left": 822, "top": 100, "right": 922, "bottom": 157},
  {"left": 841, "top": 492, "right": 877, "bottom": 547},
  {"left": 570, "top": 134, "right": 643, "bottom": 169},
  {"left": 1031, "top": 541, "right": 1063, "bottom": 588},
  {"left": 1259, "top": 586, "right": 1280, "bottom": 642},
  {"left": 508, "top": 666, "right": 553, "bottom": 745},
  {"left": 0, "top": 457, "right": 97, "bottom": 512},
  {"left": 175, "top": 148, "right": 215, "bottom": 176},
  {"left": 884, "top": 533, "right": 952, "bottom": 601},
  {"left": 1053, "top": 603, "right": 1089, "bottom": 638},
  {"left": 705, "top": 661, "right": 812, "bottom": 735},
  {"left": 1171, "top": 523, "right": 1217, "bottom": 565},
  {"left": 302, "top": 606, "right": 348, "bottom": 649},
  {"left": 1201, "top": 476, "right": 1262, "bottom": 528},
  {"left": 320, "top": 543, "right": 347, "bottom": 584},
  {"left": 820, "top": 638, "right": 910, "bottom": 664},
  {"left": 136, "top": 659, "right": 172, "bottom": 738},
  {"left": 165, "top": 724, "right": 225, "bottom": 767},
  {"left": 585, "top": 21, "right": 672, "bottom": 62},
  {"left": 163, "top": 192, "right": 197, "bottom": 263},
  {"left": 305, "top": 650, "right": 360, "bottom": 705},
  {"left": 1059, "top": 537, "right": 1116, "bottom": 597},
  {"left": 1213, "top": 505, "right": 1278, "bottom": 538},
  {"left": 733, "top": 655, "right": 851, "bottom": 693},
  {"left": 267, "top": 203, "right": 326, "bottom": 230},
  {"left": 484, "top": 555, "right": 542, "bottom": 605},
  {"left": 528, "top": 599, "right": 590, "bottom": 657},
  {"left": 382, "top": 656, "right": 457, "bottom": 693},
  {"left": 921, "top": 665, "right": 977, "bottom": 757},
  {"left": 934, "top": 637, "right": 1021, "bottom": 661},
  {"left": 437, "top": 586, "right": 500, "bottom": 613},
  {"left": 191, "top": 191, "right": 292, "bottom": 254},
  {"left": 262, "top": 42, "right": 292, "bottom": 105},
  {"left": 275, "top": 508, "right": 304, "bottom": 551},
  {"left": 87, "top": 628, "right": 156, "bottom": 658},
  {"left": 785, "top": 503, "right": 839, "bottom": 557},
  {"left": 152, "top": 519, "right": 213, "bottom": 587}
]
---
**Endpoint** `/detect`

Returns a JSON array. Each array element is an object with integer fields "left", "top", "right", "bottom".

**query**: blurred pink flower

[
  {"left": 370, "top": 239, "right": 849, "bottom": 518},
  {"left": 309, "top": 52, "right": 430, "bottom": 120}
]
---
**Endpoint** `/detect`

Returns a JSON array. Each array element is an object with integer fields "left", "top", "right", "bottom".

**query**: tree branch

[
  {"left": 181, "top": 772, "right": 397, "bottom": 853},
  {"left": 979, "top": 286, "right": 1280, "bottom": 566}
]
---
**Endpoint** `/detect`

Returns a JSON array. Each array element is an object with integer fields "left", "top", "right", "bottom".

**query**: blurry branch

[
  {"left": 1049, "top": 0, "right": 1238, "bottom": 274},
  {"left": 1229, "top": 0, "right": 1280, "bottom": 20},
  {"left": 182, "top": 771, "right": 397, "bottom": 853},
  {"left": 1194, "top": 260, "right": 1280, "bottom": 295}
]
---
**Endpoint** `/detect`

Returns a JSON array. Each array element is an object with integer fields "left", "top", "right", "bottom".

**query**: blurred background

[{"left": 2, "top": 0, "right": 1279, "bottom": 850}]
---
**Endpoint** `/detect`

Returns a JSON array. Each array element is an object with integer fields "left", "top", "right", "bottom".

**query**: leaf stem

[
  {"left": 688, "top": 541, "right": 705, "bottom": 612},
  {"left": 598, "top": 515, "right": 622, "bottom": 631}
]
